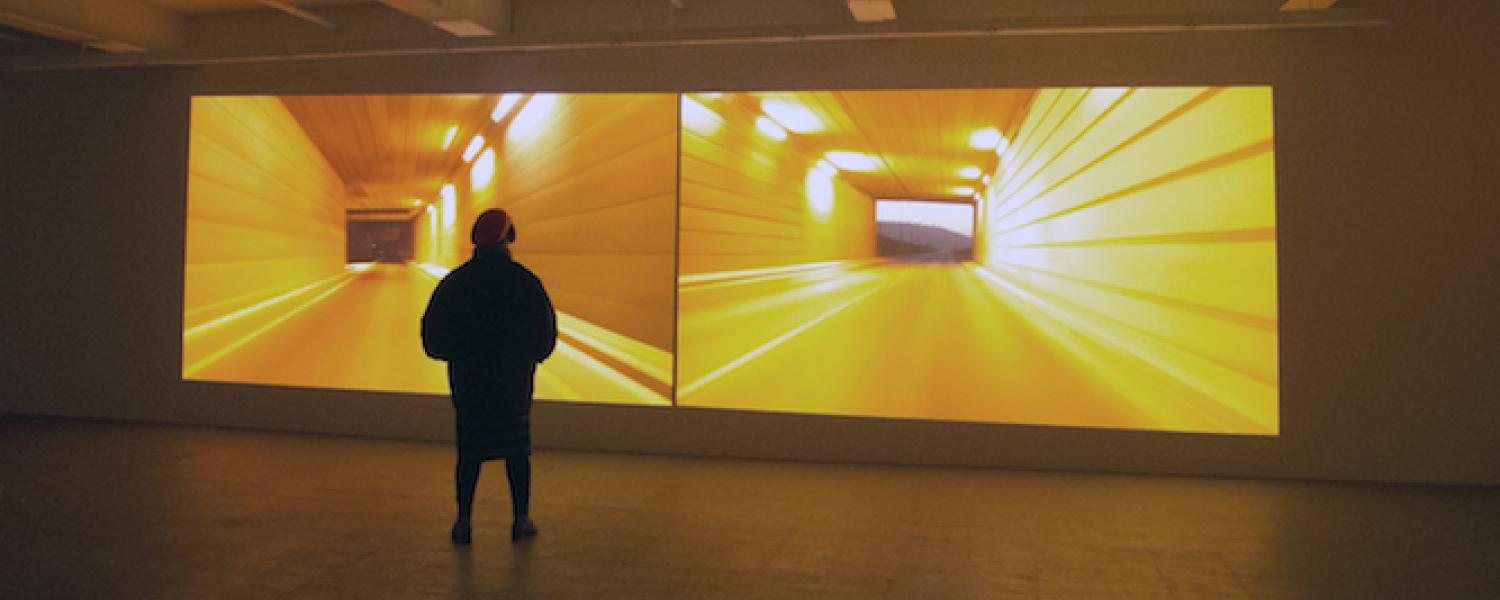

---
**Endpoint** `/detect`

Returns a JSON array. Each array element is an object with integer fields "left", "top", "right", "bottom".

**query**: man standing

[{"left": 421, "top": 208, "right": 557, "bottom": 544}]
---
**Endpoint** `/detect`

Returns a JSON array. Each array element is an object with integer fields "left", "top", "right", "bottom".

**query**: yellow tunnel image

[
  {"left": 183, "top": 93, "right": 677, "bottom": 404},
  {"left": 677, "top": 87, "right": 1278, "bottom": 434}
]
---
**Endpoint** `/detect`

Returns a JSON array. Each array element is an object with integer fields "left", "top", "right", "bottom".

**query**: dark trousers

[{"left": 456, "top": 454, "right": 530, "bottom": 521}]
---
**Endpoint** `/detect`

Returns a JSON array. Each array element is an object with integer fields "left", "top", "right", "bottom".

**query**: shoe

[
  {"left": 511, "top": 517, "right": 538, "bottom": 542},
  {"left": 451, "top": 521, "right": 472, "bottom": 546}
]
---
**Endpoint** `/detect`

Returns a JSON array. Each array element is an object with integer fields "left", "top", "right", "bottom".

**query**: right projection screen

[{"left": 676, "top": 86, "right": 1279, "bottom": 435}]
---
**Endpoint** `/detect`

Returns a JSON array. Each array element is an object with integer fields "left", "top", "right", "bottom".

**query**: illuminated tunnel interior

[
  {"left": 183, "top": 94, "right": 678, "bottom": 404},
  {"left": 677, "top": 88, "right": 1278, "bottom": 434}
]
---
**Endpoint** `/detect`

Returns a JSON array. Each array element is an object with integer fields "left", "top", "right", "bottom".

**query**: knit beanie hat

[{"left": 471, "top": 208, "right": 515, "bottom": 245}]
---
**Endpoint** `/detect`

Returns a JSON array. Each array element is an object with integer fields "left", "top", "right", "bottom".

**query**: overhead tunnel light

[
  {"left": 951, "top": 186, "right": 976, "bottom": 196},
  {"left": 760, "top": 99, "right": 825, "bottom": 134},
  {"left": 491, "top": 93, "right": 522, "bottom": 122},
  {"left": 755, "top": 117, "right": 788, "bottom": 141},
  {"left": 462, "top": 134, "right": 486, "bottom": 163},
  {"left": 682, "top": 96, "right": 722, "bottom": 135},
  {"left": 958, "top": 165, "right": 982, "bottom": 179},
  {"left": 441, "top": 125, "right": 458, "bottom": 150},
  {"left": 814, "top": 159, "right": 838, "bottom": 176},
  {"left": 824, "top": 151, "right": 881, "bottom": 172},
  {"left": 507, "top": 94, "right": 559, "bottom": 143},
  {"left": 969, "top": 127, "right": 1002, "bottom": 150}
]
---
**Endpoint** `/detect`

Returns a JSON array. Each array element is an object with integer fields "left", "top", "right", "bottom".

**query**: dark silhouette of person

[{"left": 421, "top": 208, "right": 557, "bottom": 545}]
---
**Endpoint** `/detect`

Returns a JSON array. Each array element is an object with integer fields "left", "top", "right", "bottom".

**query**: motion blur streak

[
  {"left": 678, "top": 87, "right": 1277, "bottom": 434},
  {"left": 184, "top": 94, "right": 677, "bottom": 404},
  {"left": 185, "top": 263, "right": 669, "bottom": 403}
]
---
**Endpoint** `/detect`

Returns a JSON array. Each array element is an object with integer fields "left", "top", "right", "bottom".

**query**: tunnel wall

[
  {"left": 977, "top": 86, "right": 1278, "bottom": 433},
  {"left": 463, "top": 94, "right": 679, "bottom": 351},
  {"left": 182, "top": 97, "right": 348, "bottom": 325},
  {"left": 2, "top": 0, "right": 1497, "bottom": 486},
  {"left": 181, "top": 97, "right": 349, "bottom": 376},
  {"left": 680, "top": 96, "right": 876, "bottom": 275}
]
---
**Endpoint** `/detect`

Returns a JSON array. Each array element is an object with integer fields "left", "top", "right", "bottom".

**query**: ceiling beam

[
  {"left": 253, "top": 0, "right": 336, "bottom": 29},
  {"left": 380, "top": 0, "right": 510, "bottom": 37},
  {"left": 1279, "top": 0, "right": 1340, "bottom": 10},
  {"left": 0, "top": 0, "right": 183, "bottom": 52}
]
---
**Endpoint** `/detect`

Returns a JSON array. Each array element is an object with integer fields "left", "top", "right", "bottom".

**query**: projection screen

[{"left": 184, "top": 86, "right": 1278, "bottom": 434}]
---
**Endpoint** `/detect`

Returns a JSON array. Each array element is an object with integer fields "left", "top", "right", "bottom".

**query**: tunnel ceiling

[
  {"left": 735, "top": 89, "right": 1034, "bottom": 202},
  {"left": 282, "top": 94, "right": 495, "bottom": 208}
]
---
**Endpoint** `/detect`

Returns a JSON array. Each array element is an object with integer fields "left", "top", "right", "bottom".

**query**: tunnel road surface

[
  {"left": 676, "top": 260, "right": 1268, "bottom": 433},
  {"left": 188, "top": 263, "right": 670, "bottom": 405}
]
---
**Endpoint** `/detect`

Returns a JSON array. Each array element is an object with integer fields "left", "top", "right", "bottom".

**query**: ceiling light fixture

[
  {"left": 824, "top": 151, "right": 882, "bottom": 172},
  {"left": 761, "top": 99, "right": 825, "bottom": 134},
  {"left": 968, "top": 127, "right": 1002, "bottom": 150},
  {"left": 958, "top": 165, "right": 982, "bottom": 179},
  {"left": 491, "top": 93, "right": 522, "bottom": 122},
  {"left": 755, "top": 117, "right": 788, "bottom": 141},
  {"left": 441, "top": 125, "right": 458, "bottom": 150},
  {"left": 462, "top": 134, "right": 486, "bottom": 162}
]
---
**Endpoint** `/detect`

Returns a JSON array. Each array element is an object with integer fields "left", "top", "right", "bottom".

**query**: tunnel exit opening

[
  {"left": 346, "top": 209, "right": 415, "bottom": 263},
  {"left": 874, "top": 199, "right": 975, "bottom": 263}
]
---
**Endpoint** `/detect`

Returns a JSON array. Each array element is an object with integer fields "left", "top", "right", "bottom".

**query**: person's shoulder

[{"left": 508, "top": 260, "right": 544, "bottom": 283}]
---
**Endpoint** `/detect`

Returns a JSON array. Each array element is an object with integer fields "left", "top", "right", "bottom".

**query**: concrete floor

[{"left": 2, "top": 416, "right": 1495, "bottom": 599}]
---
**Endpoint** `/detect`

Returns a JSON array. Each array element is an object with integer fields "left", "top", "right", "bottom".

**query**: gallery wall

[{"left": 2, "top": 0, "right": 1497, "bottom": 485}]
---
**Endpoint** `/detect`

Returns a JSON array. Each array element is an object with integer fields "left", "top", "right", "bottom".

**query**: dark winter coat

[{"left": 421, "top": 243, "right": 557, "bottom": 460}]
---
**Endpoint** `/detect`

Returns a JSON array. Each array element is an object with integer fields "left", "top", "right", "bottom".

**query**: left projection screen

[{"left": 182, "top": 94, "right": 678, "bottom": 404}]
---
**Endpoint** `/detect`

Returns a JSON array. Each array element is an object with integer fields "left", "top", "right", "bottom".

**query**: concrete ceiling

[{"left": 0, "top": 0, "right": 1386, "bottom": 70}]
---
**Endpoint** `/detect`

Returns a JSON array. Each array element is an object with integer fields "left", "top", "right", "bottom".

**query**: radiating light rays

[{"left": 973, "top": 85, "right": 1278, "bottom": 432}]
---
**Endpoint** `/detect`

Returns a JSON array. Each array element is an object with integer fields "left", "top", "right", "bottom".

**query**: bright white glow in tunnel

[
  {"left": 969, "top": 127, "right": 1002, "bottom": 150},
  {"left": 981, "top": 173, "right": 992, "bottom": 185},
  {"left": 814, "top": 158, "right": 838, "bottom": 176},
  {"left": 951, "top": 186, "right": 975, "bottom": 196},
  {"left": 695, "top": 92, "right": 723, "bottom": 99},
  {"left": 805, "top": 166, "right": 835, "bottom": 221},
  {"left": 507, "top": 93, "right": 559, "bottom": 143},
  {"left": 681, "top": 96, "right": 722, "bottom": 135},
  {"left": 441, "top": 125, "right": 458, "bottom": 150},
  {"left": 462, "top": 134, "right": 485, "bottom": 163},
  {"left": 824, "top": 151, "right": 881, "bottom": 172},
  {"left": 994, "top": 135, "right": 1010, "bottom": 156},
  {"left": 424, "top": 202, "right": 438, "bottom": 262},
  {"left": 760, "top": 98, "right": 825, "bottom": 134},
  {"left": 491, "top": 93, "right": 522, "bottom": 122},
  {"left": 958, "top": 165, "right": 982, "bottom": 179},
  {"left": 470, "top": 147, "right": 496, "bottom": 189},
  {"left": 755, "top": 116, "right": 788, "bottom": 141},
  {"left": 440, "top": 183, "right": 457, "bottom": 230}
]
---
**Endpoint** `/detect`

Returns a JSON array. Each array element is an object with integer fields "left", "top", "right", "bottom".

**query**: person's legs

[
  {"left": 452, "top": 456, "right": 482, "bottom": 544},
  {"left": 504, "top": 455, "right": 531, "bottom": 518},
  {"left": 504, "top": 455, "right": 537, "bottom": 541}
]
